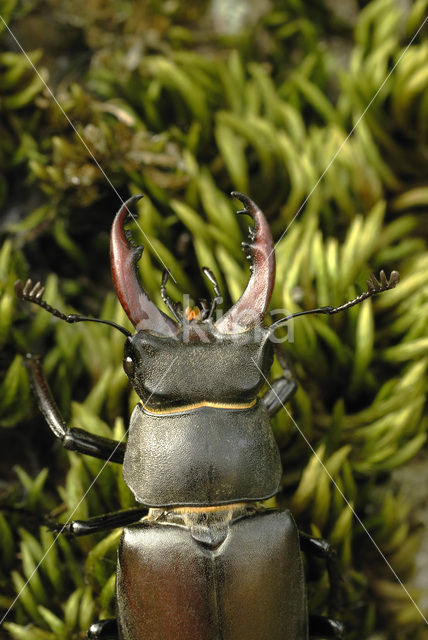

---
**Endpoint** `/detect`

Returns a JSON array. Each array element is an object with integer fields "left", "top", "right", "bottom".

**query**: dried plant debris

[{"left": 1, "top": 0, "right": 428, "bottom": 638}]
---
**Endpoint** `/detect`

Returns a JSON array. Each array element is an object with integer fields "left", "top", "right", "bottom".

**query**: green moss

[{"left": 1, "top": 1, "right": 427, "bottom": 638}]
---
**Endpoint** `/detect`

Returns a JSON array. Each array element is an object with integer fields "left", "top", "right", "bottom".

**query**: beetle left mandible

[{"left": 15, "top": 192, "right": 399, "bottom": 640}]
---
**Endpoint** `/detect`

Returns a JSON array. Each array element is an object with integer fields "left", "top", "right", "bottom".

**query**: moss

[{"left": 1, "top": 0, "right": 427, "bottom": 638}]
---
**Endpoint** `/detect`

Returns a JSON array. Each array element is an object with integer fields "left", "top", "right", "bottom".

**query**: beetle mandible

[{"left": 15, "top": 192, "right": 399, "bottom": 640}]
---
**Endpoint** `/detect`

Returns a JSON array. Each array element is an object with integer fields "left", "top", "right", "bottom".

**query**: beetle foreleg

[
  {"left": 87, "top": 618, "right": 118, "bottom": 639},
  {"left": 26, "top": 355, "right": 125, "bottom": 463},
  {"left": 261, "top": 377, "right": 298, "bottom": 416},
  {"left": 261, "top": 344, "right": 298, "bottom": 417}
]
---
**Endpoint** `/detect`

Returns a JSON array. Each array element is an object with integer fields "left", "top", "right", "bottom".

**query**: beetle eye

[{"left": 123, "top": 356, "right": 134, "bottom": 376}]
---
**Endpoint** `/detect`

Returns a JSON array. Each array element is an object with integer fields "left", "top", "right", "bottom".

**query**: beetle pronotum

[{"left": 15, "top": 192, "right": 399, "bottom": 640}]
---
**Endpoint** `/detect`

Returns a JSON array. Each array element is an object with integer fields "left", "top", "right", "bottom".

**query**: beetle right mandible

[{"left": 16, "top": 191, "right": 399, "bottom": 639}]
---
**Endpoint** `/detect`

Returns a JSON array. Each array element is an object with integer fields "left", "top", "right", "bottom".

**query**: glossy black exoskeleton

[{"left": 15, "top": 192, "right": 399, "bottom": 639}]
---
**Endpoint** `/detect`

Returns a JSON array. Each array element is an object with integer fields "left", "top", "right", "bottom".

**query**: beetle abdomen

[
  {"left": 117, "top": 507, "right": 308, "bottom": 640},
  {"left": 123, "top": 402, "right": 282, "bottom": 506}
]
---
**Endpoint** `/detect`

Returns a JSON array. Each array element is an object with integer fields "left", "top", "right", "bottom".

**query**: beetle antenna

[
  {"left": 202, "top": 267, "right": 222, "bottom": 320},
  {"left": 15, "top": 278, "right": 132, "bottom": 337},
  {"left": 269, "top": 270, "right": 400, "bottom": 331},
  {"left": 161, "top": 270, "right": 182, "bottom": 321}
]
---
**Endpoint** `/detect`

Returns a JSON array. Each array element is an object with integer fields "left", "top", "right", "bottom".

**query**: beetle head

[{"left": 121, "top": 323, "right": 273, "bottom": 407}]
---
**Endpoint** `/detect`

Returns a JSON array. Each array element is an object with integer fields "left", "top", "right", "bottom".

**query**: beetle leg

[
  {"left": 50, "top": 507, "right": 147, "bottom": 537},
  {"left": 309, "top": 614, "right": 344, "bottom": 638},
  {"left": 26, "top": 355, "right": 125, "bottom": 464},
  {"left": 87, "top": 618, "right": 118, "bottom": 639},
  {"left": 299, "top": 531, "right": 343, "bottom": 610},
  {"left": 261, "top": 344, "right": 297, "bottom": 417},
  {"left": 261, "top": 377, "right": 297, "bottom": 416}
]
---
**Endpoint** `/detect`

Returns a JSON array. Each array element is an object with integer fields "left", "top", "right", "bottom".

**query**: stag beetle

[{"left": 15, "top": 192, "right": 399, "bottom": 640}]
